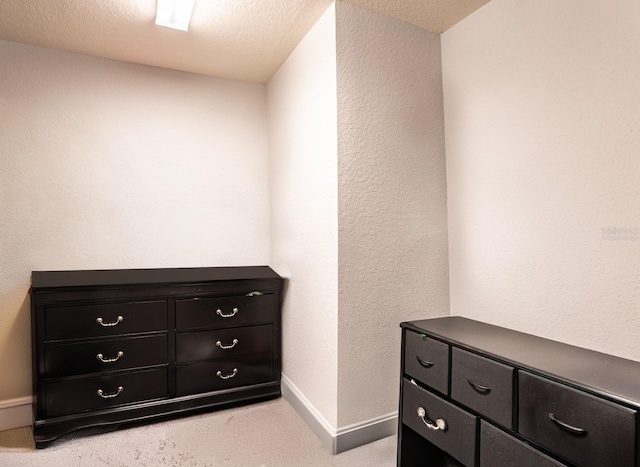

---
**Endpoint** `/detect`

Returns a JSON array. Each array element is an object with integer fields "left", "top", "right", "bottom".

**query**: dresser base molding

[
  {"left": 34, "top": 381, "right": 280, "bottom": 448},
  {"left": 281, "top": 374, "right": 397, "bottom": 454},
  {"left": 0, "top": 397, "right": 32, "bottom": 432}
]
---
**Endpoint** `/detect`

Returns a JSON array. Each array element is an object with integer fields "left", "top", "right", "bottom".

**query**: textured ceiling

[{"left": 0, "top": 0, "right": 490, "bottom": 83}]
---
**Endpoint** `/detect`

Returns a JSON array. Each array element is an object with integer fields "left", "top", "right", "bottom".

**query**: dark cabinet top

[
  {"left": 32, "top": 266, "right": 282, "bottom": 290},
  {"left": 403, "top": 316, "right": 640, "bottom": 410}
]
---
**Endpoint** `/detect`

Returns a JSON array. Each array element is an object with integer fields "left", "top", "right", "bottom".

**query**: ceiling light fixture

[{"left": 155, "top": 0, "right": 195, "bottom": 31}]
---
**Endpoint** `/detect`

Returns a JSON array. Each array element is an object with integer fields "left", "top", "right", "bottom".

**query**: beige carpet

[{"left": 0, "top": 398, "right": 397, "bottom": 466}]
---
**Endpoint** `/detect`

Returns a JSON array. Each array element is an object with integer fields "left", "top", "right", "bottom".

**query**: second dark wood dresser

[
  {"left": 398, "top": 316, "right": 640, "bottom": 467},
  {"left": 31, "top": 266, "right": 283, "bottom": 447}
]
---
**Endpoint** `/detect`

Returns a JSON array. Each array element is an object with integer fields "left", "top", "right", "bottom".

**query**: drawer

[
  {"left": 45, "top": 368, "right": 168, "bottom": 418},
  {"left": 480, "top": 421, "right": 564, "bottom": 467},
  {"left": 519, "top": 371, "right": 637, "bottom": 467},
  {"left": 45, "top": 334, "right": 168, "bottom": 378},
  {"left": 176, "top": 294, "right": 275, "bottom": 331},
  {"left": 176, "top": 324, "right": 273, "bottom": 363},
  {"left": 402, "top": 378, "right": 477, "bottom": 467},
  {"left": 451, "top": 347, "right": 514, "bottom": 429},
  {"left": 404, "top": 330, "right": 449, "bottom": 395},
  {"left": 45, "top": 300, "right": 167, "bottom": 341},
  {"left": 176, "top": 354, "right": 273, "bottom": 396}
]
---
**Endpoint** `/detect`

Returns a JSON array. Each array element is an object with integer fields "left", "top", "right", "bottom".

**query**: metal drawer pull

[
  {"left": 246, "top": 291, "right": 263, "bottom": 297},
  {"left": 416, "top": 356, "right": 434, "bottom": 368},
  {"left": 548, "top": 413, "right": 588, "bottom": 436},
  {"left": 216, "top": 368, "right": 238, "bottom": 379},
  {"left": 97, "top": 386, "right": 124, "bottom": 399},
  {"left": 417, "top": 407, "right": 447, "bottom": 431},
  {"left": 216, "top": 339, "right": 239, "bottom": 350},
  {"left": 96, "top": 351, "right": 124, "bottom": 363},
  {"left": 467, "top": 379, "right": 491, "bottom": 394},
  {"left": 96, "top": 316, "right": 123, "bottom": 327},
  {"left": 216, "top": 308, "right": 239, "bottom": 318}
]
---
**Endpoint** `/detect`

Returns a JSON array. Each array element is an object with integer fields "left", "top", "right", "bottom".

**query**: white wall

[
  {"left": 443, "top": 0, "right": 640, "bottom": 359},
  {"left": 268, "top": 1, "right": 450, "bottom": 439},
  {"left": 0, "top": 39, "right": 271, "bottom": 402},
  {"left": 336, "top": 2, "right": 449, "bottom": 426},
  {"left": 267, "top": 5, "right": 339, "bottom": 428}
]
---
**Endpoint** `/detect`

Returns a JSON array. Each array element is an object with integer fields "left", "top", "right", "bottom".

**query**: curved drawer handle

[
  {"left": 467, "top": 379, "right": 491, "bottom": 394},
  {"left": 417, "top": 407, "right": 447, "bottom": 431},
  {"left": 216, "top": 308, "right": 239, "bottom": 318},
  {"left": 216, "top": 338, "right": 239, "bottom": 350},
  {"left": 416, "top": 356, "right": 435, "bottom": 368},
  {"left": 97, "top": 386, "right": 124, "bottom": 399},
  {"left": 96, "top": 316, "right": 123, "bottom": 327},
  {"left": 246, "top": 291, "right": 263, "bottom": 297},
  {"left": 96, "top": 351, "right": 124, "bottom": 363},
  {"left": 216, "top": 368, "right": 238, "bottom": 380},
  {"left": 548, "top": 413, "right": 588, "bottom": 436}
]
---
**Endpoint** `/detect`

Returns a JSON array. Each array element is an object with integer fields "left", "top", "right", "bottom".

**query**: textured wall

[
  {"left": 0, "top": 40, "right": 270, "bottom": 401},
  {"left": 267, "top": 5, "right": 339, "bottom": 427},
  {"left": 443, "top": 0, "right": 640, "bottom": 359},
  {"left": 336, "top": 2, "right": 449, "bottom": 426}
]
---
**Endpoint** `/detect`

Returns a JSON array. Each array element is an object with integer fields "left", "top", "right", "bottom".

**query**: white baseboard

[
  {"left": 334, "top": 409, "right": 398, "bottom": 454},
  {"left": 281, "top": 374, "right": 336, "bottom": 450},
  {"left": 281, "top": 374, "right": 397, "bottom": 454},
  {"left": 0, "top": 397, "right": 32, "bottom": 432}
]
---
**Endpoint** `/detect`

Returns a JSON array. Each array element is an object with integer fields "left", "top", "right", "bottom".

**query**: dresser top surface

[
  {"left": 32, "top": 266, "right": 282, "bottom": 290},
  {"left": 403, "top": 316, "right": 640, "bottom": 409}
]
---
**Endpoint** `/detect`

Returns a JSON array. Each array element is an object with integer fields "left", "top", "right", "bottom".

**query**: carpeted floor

[{"left": 0, "top": 398, "right": 397, "bottom": 466}]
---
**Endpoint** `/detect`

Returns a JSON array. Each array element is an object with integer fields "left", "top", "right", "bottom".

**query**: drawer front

[
  {"left": 402, "top": 378, "right": 477, "bottom": 467},
  {"left": 176, "top": 294, "right": 275, "bottom": 331},
  {"left": 404, "top": 330, "right": 449, "bottom": 395},
  {"left": 176, "top": 354, "right": 273, "bottom": 396},
  {"left": 519, "top": 371, "right": 637, "bottom": 467},
  {"left": 45, "top": 368, "right": 168, "bottom": 418},
  {"left": 45, "top": 334, "right": 168, "bottom": 378},
  {"left": 480, "top": 421, "right": 564, "bottom": 467},
  {"left": 176, "top": 325, "right": 273, "bottom": 363},
  {"left": 45, "top": 300, "right": 167, "bottom": 341},
  {"left": 451, "top": 347, "right": 514, "bottom": 429}
]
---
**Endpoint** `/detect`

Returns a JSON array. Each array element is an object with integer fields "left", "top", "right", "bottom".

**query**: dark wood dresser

[
  {"left": 398, "top": 317, "right": 640, "bottom": 467},
  {"left": 31, "top": 266, "right": 283, "bottom": 447}
]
